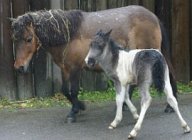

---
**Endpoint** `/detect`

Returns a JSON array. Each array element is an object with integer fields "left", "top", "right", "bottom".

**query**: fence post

[
  {"left": 12, "top": 0, "right": 34, "bottom": 100},
  {"left": 190, "top": 0, "right": 192, "bottom": 81},
  {"left": 96, "top": 0, "right": 107, "bottom": 10},
  {"left": 30, "top": 0, "right": 54, "bottom": 97},
  {"left": 155, "top": 0, "right": 172, "bottom": 57},
  {"left": 141, "top": 0, "right": 155, "bottom": 12},
  {"left": 172, "top": 0, "right": 190, "bottom": 82},
  {"left": 0, "top": 0, "right": 17, "bottom": 100},
  {"left": 78, "top": 0, "right": 108, "bottom": 91}
]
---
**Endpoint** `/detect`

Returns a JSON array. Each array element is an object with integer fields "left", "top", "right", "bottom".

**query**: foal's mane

[
  {"left": 108, "top": 38, "right": 123, "bottom": 67},
  {"left": 12, "top": 9, "right": 83, "bottom": 47}
]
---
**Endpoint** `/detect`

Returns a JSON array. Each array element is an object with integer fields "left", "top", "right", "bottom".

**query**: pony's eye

[{"left": 26, "top": 37, "right": 32, "bottom": 43}]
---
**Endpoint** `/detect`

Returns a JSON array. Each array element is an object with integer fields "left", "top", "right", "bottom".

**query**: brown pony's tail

[{"left": 159, "top": 21, "right": 178, "bottom": 98}]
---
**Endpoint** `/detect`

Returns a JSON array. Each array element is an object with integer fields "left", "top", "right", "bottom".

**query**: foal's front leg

[{"left": 109, "top": 85, "right": 126, "bottom": 129}]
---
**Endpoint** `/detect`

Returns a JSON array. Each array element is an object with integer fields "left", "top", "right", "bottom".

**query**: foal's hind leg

[
  {"left": 124, "top": 85, "right": 139, "bottom": 120},
  {"left": 164, "top": 75, "right": 190, "bottom": 133},
  {"left": 128, "top": 85, "right": 152, "bottom": 139},
  {"left": 122, "top": 85, "right": 136, "bottom": 111},
  {"left": 164, "top": 72, "right": 177, "bottom": 113}
]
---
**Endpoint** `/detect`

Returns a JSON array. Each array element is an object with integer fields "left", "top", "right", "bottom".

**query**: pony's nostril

[{"left": 18, "top": 66, "right": 24, "bottom": 73}]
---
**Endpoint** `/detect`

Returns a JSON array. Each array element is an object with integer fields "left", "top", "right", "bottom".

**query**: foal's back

[{"left": 116, "top": 49, "right": 165, "bottom": 86}]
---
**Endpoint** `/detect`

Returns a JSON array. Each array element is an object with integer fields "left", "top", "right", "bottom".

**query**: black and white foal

[{"left": 85, "top": 30, "right": 190, "bottom": 139}]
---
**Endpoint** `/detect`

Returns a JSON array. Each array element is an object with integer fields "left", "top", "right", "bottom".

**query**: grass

[
  {"left": 0, "top": 82, "right": 191, "bottom": 110},
  {"left": 177, "top": 82, "right": 192, "bottom": 94}
]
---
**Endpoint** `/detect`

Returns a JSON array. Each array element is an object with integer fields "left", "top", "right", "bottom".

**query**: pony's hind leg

[
  {"left": 164, "top": 76, "right": 190, "bottom": 133},
  {"left": 124, "top": 85, "right": 139, "bottom": 120},
  {"left": 109, "top": 85, "right": 126, "bottom": 129},
  {"left": 128, "top": 85, "right": 152, "bottom": 139}
]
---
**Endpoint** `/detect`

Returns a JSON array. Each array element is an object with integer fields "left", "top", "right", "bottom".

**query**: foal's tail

[{"left": 152, "top": 56, "right": 165, "bottom": 93}]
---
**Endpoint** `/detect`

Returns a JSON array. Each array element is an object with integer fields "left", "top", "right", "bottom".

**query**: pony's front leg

[
  {"left": 109, "top": 85, "right": 126, "bottom": 129},
  {"left": 64, "top": 69, "right": 85, "bottom": 123}
]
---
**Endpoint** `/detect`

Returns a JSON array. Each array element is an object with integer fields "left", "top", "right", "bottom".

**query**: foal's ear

[
  {"left": 104, "top": 29, "right": 112, "bottom": 40},
  {"left": 96, "top": 29, "right": 103, "bottom": 35},
  {"left": 7, "top": 17, "right": 16, "bottom": 22},
  {"left": 105, "top": 29, "right": 112, "bottom": 37}
]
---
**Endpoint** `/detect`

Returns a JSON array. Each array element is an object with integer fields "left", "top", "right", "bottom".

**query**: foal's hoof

[
  {"left": 66, "top": 116, "right": 76, "bottom": 123},
  {"left": 108, "top": 124, "right": 116, "bottom": 130},
  {"left": 183, "top": 125, "right": 191, "bottom": 134},
  {"left": 128, "top": 134, "right": 135, "bottom": 139},
  {"left": 164, "top": 104, "right": 174, "bottom": 113}
]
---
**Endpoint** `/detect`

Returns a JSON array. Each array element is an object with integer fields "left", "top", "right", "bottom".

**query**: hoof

[
  {"left": 164, "top": 104, "right": 174, "bottom": 113},
  {"left": 108, "top": 124, "right": 116, "bottom": 130},
  {"left": 66, "top": 112, "right": 76, "bottom": 123},
  {"left": 183, "top": 125, "right": 191, "bottom": 134},
  {"left": 128, "top": 134, "right": 135, "bottom": 139},
  {"left": 66, "top": 116, "right": 76, "bottom": 123}
]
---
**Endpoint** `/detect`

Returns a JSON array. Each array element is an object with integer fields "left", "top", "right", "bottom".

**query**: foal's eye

[
  {"left": 96, "top": 44, "right": 103, "bottom": 49},
  {"left": 26, "top": 37, "right": 32, "bottom": 43}
]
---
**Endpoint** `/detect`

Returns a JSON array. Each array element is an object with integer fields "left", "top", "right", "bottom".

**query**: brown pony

[{"left": 11, "top": 5, "right": 177, "bottom": 123}]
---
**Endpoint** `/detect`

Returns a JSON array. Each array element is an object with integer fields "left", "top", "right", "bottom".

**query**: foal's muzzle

[{"left": 87, "top": 58, "right": 96, "bottom": 68}]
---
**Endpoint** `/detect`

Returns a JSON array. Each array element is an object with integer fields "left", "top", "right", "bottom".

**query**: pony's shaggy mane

[{"left": 12, "top": 9, "right": 83, "bottom": 47}]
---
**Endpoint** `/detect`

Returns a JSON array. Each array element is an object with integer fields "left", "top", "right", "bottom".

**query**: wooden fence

[{"left": 0, "top": 0, "right": 191, "bottom": 100}]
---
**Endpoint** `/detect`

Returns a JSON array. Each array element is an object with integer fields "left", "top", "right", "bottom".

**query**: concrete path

[{"left": 0, "top": 94, "right": 191, "bottom": 140}]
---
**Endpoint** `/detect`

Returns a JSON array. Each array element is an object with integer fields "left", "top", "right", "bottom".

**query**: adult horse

[{"left": 11, "top": 5, "right": 177, "bottom": 123}]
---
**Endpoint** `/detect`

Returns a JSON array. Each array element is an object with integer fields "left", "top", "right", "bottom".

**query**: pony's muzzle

[
  {"left": 17, "top": 66, "right": 25, "bottom": 73},
  {"left": 14, "top": 64, "right": 29, "bottom": 74}
]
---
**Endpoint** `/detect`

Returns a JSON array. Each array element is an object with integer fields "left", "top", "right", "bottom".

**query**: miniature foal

[{"left": 85, "top": 30, "right": 190, "bottom": 139}]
